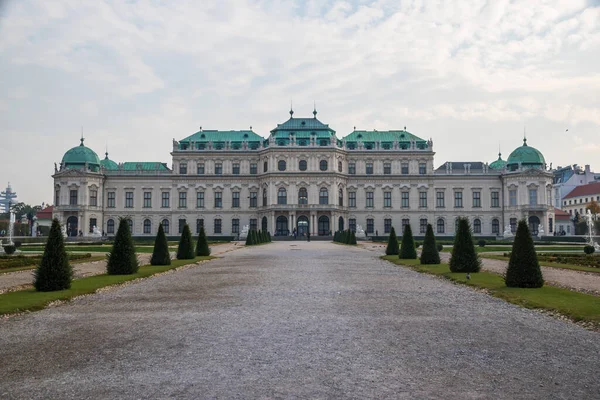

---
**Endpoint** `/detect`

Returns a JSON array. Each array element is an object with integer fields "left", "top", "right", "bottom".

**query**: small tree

[
  {"left": 385, "top": 227, "right": 399, "bottom": 255},
  {"left": 177, "top": 224, "right": 195, "bottom": 260},
  {"left": 107, "top": 218, "right": 139, "bottom": 275},
  {"left": 150, "top": 223, "right": 171, "bottom": 265},
  {"left": 245, "top": 230, "right": 253, "bottom": 245},
  {"left": 267, "top": 231, "right": 272, "bottom": 242},
  {"left": 34, "top": 218, "right": 72, "bottom": 291},
  {"left": 420, "top": 224, "right": 440, "bottom": 265},
  {"left": 449, "top": 217, "right": 480, "bottom": 272},
  {"left": 349, "top": 230, "right": 357, "bottom": 245},
  {"left": 399, "top": 224, "right": 417, "bottom": 259},
  {"left": 195, "top": 225, "right": 211, "bottom": 256},
  {"left": 505, "top": 219, "right": 544, "bottom": 288}
]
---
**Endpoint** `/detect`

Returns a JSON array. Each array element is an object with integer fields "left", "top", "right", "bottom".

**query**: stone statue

[
  {"left": 537, "top": 224, "right": 545, "bottom": 236},
  {"left": 239, "top": 225, "right": 249, "bottom": 240},
  {"left": 61, "top": 224, "right": 67, "bottom": 238},
  {"left": 355, "top": 225, "right": 366, "bottom": 239},
  {"left": 92, "top": 226, "right": 102, "bottom": 237},
  {"left": 503, "top": 225, "right": 513, "bottom": 237}
]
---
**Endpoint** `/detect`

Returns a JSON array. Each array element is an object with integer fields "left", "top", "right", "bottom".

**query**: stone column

[
  {"left": 271, "top": 211, "right": 275, "bottom": 234},
  {"left": 311, "top": 212, "right": 316, "bottom": 235}
]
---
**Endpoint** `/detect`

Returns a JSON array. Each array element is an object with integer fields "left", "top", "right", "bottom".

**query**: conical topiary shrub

[
  {"left": 177, "top": 223, "right": 195, "bottom": 260},
  {"left": 399, "top": 224, "right": 417, "bottom": 259},
  {"left": 505, "top": 219, "right": 544, "bottom": 288},
  {"left": 267, "top": 231, "right": 272, "bottom": 242},
  {"left": 245, "top": 230, "right": 253, "bottom": 245},
  {"left": 385, "top": 226, "right": 399, "bottom": 255},
  {"left": 150, "top": 222, "right": 171, "bottom": 265},
  {"left": 349, "top": 230, "right": 357, "bottom": 245},
  {"left": 107, "top": 218, "right": 139, "bottom": 275},
  {"left": 449, "top": 217, "right": 481, "bottom": 272},
  {"left": 420, "top": 224, "right": 440, "bottom": 264},
  {"left": 34, "top": 218, "right": 73, "bottom": 291},
  {"left": 195, "top": 225, "right": 211, "bottom": 256}
]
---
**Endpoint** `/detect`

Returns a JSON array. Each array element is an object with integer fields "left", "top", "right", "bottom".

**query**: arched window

[
  {"left": 318, "top": 215, "right": 330, "bottom": 236},
  {"left": 298, "top": 187, "right": 308, "bottom": 204},
  {"left": 106, "top": 219, "right": 115, "bottom": 234},
  {"left": 338, "top": 216, "right": 344, "bottom": 231},
  {"left": 455, "top": 218, "right": 460, "bottom": 232},
  {"left": 319, "top": 188, "right": 328, "bottom": 205},
  {"left": 162, "top": 219, "right": 170, "bottom": 234},
  {"left": 492, "top": 218, "right": 500, "bottom": 234},
  {"left": 338, "top": 189, "right": 343, "bottom": 206},
  {"left": 261, "top": 216, "right": 268, "bottom": 232},
  {"left": 299, "top": 160, "right": 307, "bottom": 171},
  {"left": 278, "top": 160, "right": 286, "bottom": 171},
  {"left": 263, "top": 161, "right": 268, "bottom": 172},
  {"left": 143, "top": 219, "right": 151, "bottom": 234},
  {"left": 127, "top": 218, "right": 133, "bottom": 234},
  {"left": 437, "top": 218, "right": 445, "bottom": 234},
  {"left": 276, "top": 216, "right": 288, "bottom": 236},
  {"left": 338, "top": 161, "right": 342, "bottom": 172},
  {"left": 473, "top": 218, "right": 481, "bottom": 233},
  {"left": 320, "top": 160, "right": 328, "bottom": 171},
  {"left": 278, "top": 187, "right": 287, "bottom": 205},
  {"left": 263, "top": 188, "right": 267, "bottom": 206}
]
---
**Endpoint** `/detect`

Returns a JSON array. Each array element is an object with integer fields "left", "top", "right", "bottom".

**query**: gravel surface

[{"left": 1, "top": 241, "right": 599, "bottom": 399}]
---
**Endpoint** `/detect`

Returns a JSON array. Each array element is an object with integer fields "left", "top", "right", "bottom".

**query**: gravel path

[
  {"left": 1, "top": 241, "right": 599, "bottom": 399},
  {"left": 0, "top": 242, "right": 240, "bottom": 294}
]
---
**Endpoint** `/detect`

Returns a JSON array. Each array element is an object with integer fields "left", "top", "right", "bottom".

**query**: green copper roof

[
  {"left": 179, "top": 130, "right": 263, "bottom": 150},
  {"left": 342, "top": 129, "right": 427, "bottom": 150},
  {"left": 121, "top": 162, "right": 169, "bottom": 171},
  {"left": 61, "top": 138, "right": 101, "bottom": 171},
  {"left": 507, "top": 139, "right": 545, "bottom": 170},
  {"left": 100, "top": 152, "right": 118, "bottom": 170},
  {"left": 489, "top": 153, "right": 507, "bottom": 170}
]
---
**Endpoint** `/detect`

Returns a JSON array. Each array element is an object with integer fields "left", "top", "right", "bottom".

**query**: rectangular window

[
  {"left": 349, "top": 163, "right": 356, "bottom": 175},
  {"left": 402, "top": 218, "right": 410, "bottom": 233},
  {"left": 214, "top": 192, "right": 222, "bottom": 208},
  {"left": 55, "top": 190, "right": 60, "bottom": 206},
  {"left": 178, "top": 219, "right": 186, "bottom": 234},
  {"left": 366, "top": 218, "right": 374, "bottom": 234},
  {"left": 90, "top": 190, "right": 98, "bottom": 206},
  {"left": 349, "top": 192, "right": 356, "bottom": 208},
  {"left": 143, "top": 192, "right": 151, "bottom": 208},
  {"left": 473, "top": 191, "right": 481, "bottom": 208},
  {"left": 420, "top": 218, "right": 427, "bottom": 234},
  {"left": 232, "top": 163, "right": 240, "bottom": 175},
  {"left": 384, "top": 191, "right": 392, "bottom": 208},
  {"left": 419, "top": 191, "right": 427, "bottom": 208},
  {"left": 384, "top": 218, "right": 392, "bottom": 234},
  {"left": 401, "top": 192, "right": 409, "bottom": 208},
  {"left": 179, "top": 192, "right": 187, "bottom": 208},
  {"left": 250, "top": 218, "right": 257, "bottom": 231},
  {"left": 454, "top": 192, "right": 463, "bottom": 208},
  {"left": 232, "top": 191, "right": 240, "bottom": 208},
  {"left": 215, "top": 163, "right": 223, "bottom": 175},
  {"left": 196, "top": 192, "right": 204, "bottom": 208},
  {"left": 509, "top": 190, "right": 517, "bottom": 206},
  {"left": 162, "top": 192, "right": 170, "bottom": 208},
  {"left": 107, "top": 192, "right": 115, "bottom": 208},
  {"left": 179, "top": 163, "right": 187, "bottom": 175},
  {"left": 125, "top": 191, "right": 134, "bottom": 208},
  {"left": 491, "top": 191, "right": 500, "bottom": 208},
  {"left": 510, "top": 218, "right": 517, "bottom": 233},
  {"left": 529, "top": 189, "right": 538, "bottom": 205},
  {"left": 366, "top": 191, "right": 374, "bottom": 208},
  {"left": 436, "top": 192, "right": 445, "bottom": 208},
  {"left": 196, "top": 218, "right": 204, "bottom": 234},
  {"left": 89, "top": 218, "right": 97, "bottom": 233},
  {"left": 214, "top": 219, "right": 222, "bottom": 234},
  {"left": 232, "top": 218, "right": 240, "bottom": 234},
  {"left": 549, "top": 217, "right": 553, "bottom": 233},
  {"left": 349, "top": 218, "right": 356, "bottom": 232},
  {"left": 250, "top": 163, "right": 257, "bottom": 175},
  {"left": 70, "top": 190, "right": 78, "bottom": 205},
  {"left": 383, "top": 163, "right": 391, "bottom": 175},
  {"left": 419, "top": 163, "right": 426, "bottom": 175},
  {"left": 249, "top": 191, "right": 257, "bottom": 208},
  {"left": 366, "top": 163, "right": 373, "bottom": 175},
  {"left": 197, "top": 163, "right": 205, "bottom": 175},
  {"left": 401, "top": 163, "right": 409, "bottom": 175}
]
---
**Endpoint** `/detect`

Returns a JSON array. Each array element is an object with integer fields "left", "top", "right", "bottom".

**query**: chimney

[{"left": 585, "top": 165, "right": 591, "bottom": 173}]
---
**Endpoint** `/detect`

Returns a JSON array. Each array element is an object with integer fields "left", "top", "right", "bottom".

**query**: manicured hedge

[{"left": 0, "top": 253, "right": 92, "bottom": 269}]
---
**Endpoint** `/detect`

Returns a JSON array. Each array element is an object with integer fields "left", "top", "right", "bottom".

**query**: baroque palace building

[{"left": 52, "top": 109, "right": 555, "bottom": 238}]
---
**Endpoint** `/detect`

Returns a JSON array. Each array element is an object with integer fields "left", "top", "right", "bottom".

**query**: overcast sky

[{"left": 1, "top": 0, "right": 599, "bottom": 206}]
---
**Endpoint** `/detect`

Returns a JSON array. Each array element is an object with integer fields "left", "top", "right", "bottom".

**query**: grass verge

[
  {"left": 381, "top": 256, "right": 600, "bottom": 328},
  {"left": 481, "top": 254, "right": 600, "bottom": 274},
  {"left": 0, "top": 256, "right": 106, "bottom": 275},
  {"left": 0, "top": 256, "right": 214, "bottom": 315},
  {"left": 440, "top": 245, "right": 585, "bottom": 253}
]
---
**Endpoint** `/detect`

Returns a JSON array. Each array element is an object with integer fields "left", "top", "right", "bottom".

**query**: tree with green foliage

[
  {"left": 505, "top": 219, "right": 544, "bottom": 288},
  {"left": 150, "top": 223, "right": 171, "bottom": 265},
  {"left": 195, "top": 225, "right": 211, "bottom": 256},
  {"left": 34, "top": 218, "right": 72, "bottom": 291},
  {"left": 252, "top": 229, "right": 258, "bottom": 244},
  {"left": 399, "top": 224, "right": 417, "bottom": 259},
  {"left": 449, "top": 217, "right": 481, "bottom": 272},
  {"left": 267, "top": 231, "right": 272, "bottom": 242},
  {"left": 107, "top": 218, "right": 139, "bottom": 275},
  {"left": 177, "top": 224, "right": 195, "bottom": 260},
  {"left": 385, "top": 226, "right": 399, "bottom": 255},
  {"left": 245, "top": 230, "right": 253, "bottom": 245},
  {"left": 420, "top": 224, "right": 440, "bottom": 264},
  {"left": 349, "top": 230, "right": 357, "bottom": 245}
]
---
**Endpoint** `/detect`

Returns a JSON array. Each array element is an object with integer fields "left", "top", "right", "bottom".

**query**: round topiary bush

[
  {"left": 3, "top": 245, "right": 16, "bottom": 255},
  {"left": 584, "top": 245, "right": 596, "bottom": 254},
  {"left": 478, "top": 239, "right": 486, "bottom": 247},
  {"left": 436, "top": 243, "right": 443, "bottom": 252}
]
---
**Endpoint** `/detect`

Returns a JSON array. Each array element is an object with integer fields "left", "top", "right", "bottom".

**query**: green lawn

[
  {"left": 0, "top": 256, "right": 106, "bottom": 275},
  {"left": 382, "top": 256, "right": 600, "bottom": 327},
  {"left": 0, "top": 256, "right": 214, "bottom": 315},
  {"left": 20, "top": 246, "right": 158, "bottom": 254},
  {"left": 481, "top": 254, "right": 600, "bottom": 274},
  {"left": 440, "top": 245, "right": 585, "bottom": 253}
]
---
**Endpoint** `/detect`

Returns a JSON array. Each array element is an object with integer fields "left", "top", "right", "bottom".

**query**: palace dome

[
  {"left": 100, "top": 152, "right": 118, "bottom": 170},
  {"left": 489, "top": 153, "right": 507, "bottom": 170},
  {"left": 61, "top": 138, "right": 101, "bottom": 171},
  {"left": 506, "top": 138, "right": 545, "bottom": 171}
]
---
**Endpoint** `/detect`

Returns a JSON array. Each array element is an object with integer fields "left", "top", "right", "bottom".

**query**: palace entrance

[
  {"left": 276, "top": 216, "right": 289, "bottom": 236},
  {"left": 66, "top": 216, "right": 78, "bottom": 237},
  {"left": 297, "top": 215, "right": 309, "bottom": 237},
  {"left": 318, "top": 215, "right": 330, "bottom": 236},
  {"left": 528, "top": 215, "right": 540, "bottom": 236}
]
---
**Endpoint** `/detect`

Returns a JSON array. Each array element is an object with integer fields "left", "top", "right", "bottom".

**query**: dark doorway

[
  {"left": 338, "top": 216, "right": 344, "bottom": 232},
  {"left": 66, "top": 216, "right": 78, "bottom": 237},
  {"left": 276, "top": 216, "right": 288, "bottom": 236},
  {"left": 528, "top": 215, "right": 540, "bottom": 236},
  {"left": 318, "top": 215, "right": 330, "bottom": 236},
  {"left": 297, "top": 216, "right": 309, "bottom": 237}
]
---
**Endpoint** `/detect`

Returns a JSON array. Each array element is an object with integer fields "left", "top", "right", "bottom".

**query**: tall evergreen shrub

[
  {"left": 34, "top": 218, "right": 72, "bottom": 291},
  {"left": 385, "top": 226, "right": 399, "bottom": 255},
  {"left": 505, "top": 219, "right": 544, "bottom": 288},
  {"left": 107, "top": 218, "right": 139, "bottom": 275},
  {"left": 245, "top": 230, "right": 253, "bottom": 245},
  {"left": 195, "top": 226, "right": 211, "bottom": 256},
  {"left": 177, "top": 224, "right": 195, "bottom": 260},
  {"left": 150, "top": 223, "right": 171, "bottom": 265},
  {"left": 349, "top": 230, "right": 357, "bottom": 245},
  {"left": 449, "top": 217, "right": 480, "bottom": 272},
  {"left": 420, "top": 224, "right": 440, "bottom": 264},
  {"left": 399, "top": 224, "right": 417, "bottom": 259}
]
